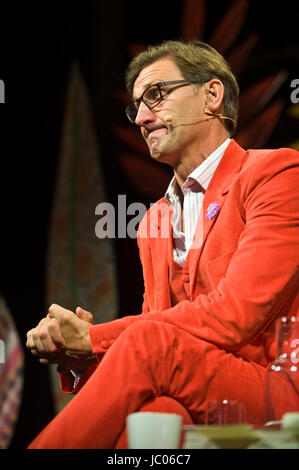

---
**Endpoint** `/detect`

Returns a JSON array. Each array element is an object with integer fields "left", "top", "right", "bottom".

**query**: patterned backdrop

[{"left": 46, "top": 63, "right": 119, "bottom": 412}]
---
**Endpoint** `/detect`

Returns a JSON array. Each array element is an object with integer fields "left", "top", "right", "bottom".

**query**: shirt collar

[{"left": 165, "top": 138, "right": 230, "bottom": 204}]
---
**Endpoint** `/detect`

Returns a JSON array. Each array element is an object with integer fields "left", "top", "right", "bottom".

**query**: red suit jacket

[{"left": 71, "top": 139, "right": 299, "bottom": 368}]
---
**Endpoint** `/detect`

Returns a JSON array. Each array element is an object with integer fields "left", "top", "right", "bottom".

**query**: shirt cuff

[{"left": 70, "top": 369, "right": 84, "bottom": 388}]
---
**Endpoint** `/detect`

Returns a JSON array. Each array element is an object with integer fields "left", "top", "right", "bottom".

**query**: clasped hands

[{"left": 26, "top": 304, "right": 98, "bottom": 372}]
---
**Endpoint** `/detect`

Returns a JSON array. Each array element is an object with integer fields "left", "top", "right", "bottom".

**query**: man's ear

[{"left": 204, "top": 79, "right": 224, "bottom": 114}]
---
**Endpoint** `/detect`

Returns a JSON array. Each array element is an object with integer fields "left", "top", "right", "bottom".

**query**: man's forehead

[{"left": 132, "top": 58, "right": 182, "bottom": 99}]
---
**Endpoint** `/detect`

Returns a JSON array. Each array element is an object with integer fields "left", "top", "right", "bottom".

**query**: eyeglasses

[{"left": 126, "top": 80, "right": 191, "bottom": 124}]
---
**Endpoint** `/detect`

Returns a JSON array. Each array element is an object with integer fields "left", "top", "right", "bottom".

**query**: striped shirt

[{"left": 165, "top": 138, "right": 231, "bottom": 265}]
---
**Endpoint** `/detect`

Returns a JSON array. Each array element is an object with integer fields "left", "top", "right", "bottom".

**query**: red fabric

[
  {"left": 29, "top": 320, "right": 267, "bottom": 448},
  {"left": 28, "top": 140, "right": 299, "bottom": 448},
  {"left": 169, "top": 254, "right": 188, "bottom": 305}
]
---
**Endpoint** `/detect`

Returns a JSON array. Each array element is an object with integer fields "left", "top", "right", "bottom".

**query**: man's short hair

[{"left": 125, "top": 40, "right": 239, "bottom": 135}]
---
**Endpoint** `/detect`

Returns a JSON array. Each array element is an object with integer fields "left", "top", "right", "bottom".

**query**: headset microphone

[
  {"left": 163, "top": 109, "right": 236, "bottom": 128},
  {"left": 164, "top": 114, "right": 203, "bottom": 124},
  {"left": 164, "top": 115, "right": 173, "bottom": 123}
]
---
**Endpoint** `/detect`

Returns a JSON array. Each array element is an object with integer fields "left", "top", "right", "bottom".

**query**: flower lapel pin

[{"left": 206, "top": 202, "right": 220, "bottom": 221}]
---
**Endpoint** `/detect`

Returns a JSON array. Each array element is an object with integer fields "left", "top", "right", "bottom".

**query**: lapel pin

[{"left": 206, "top": 202, "right": 220, "bottom": 220}]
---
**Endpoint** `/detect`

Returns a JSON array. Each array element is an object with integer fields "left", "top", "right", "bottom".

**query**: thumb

[{"left": 76, "top": 306, "right": 94, "bottom": 324}]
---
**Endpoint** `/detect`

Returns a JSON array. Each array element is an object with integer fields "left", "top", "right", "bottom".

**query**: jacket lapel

[
  {"left": 189, "top": 139, "right": 247, "bottom": 295},
  {"left": 150, "top": 200, "right": 173, "bottom": 309}
]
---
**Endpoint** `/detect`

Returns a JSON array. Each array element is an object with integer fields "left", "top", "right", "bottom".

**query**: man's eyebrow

[{"left": 132, "top": 81, "right": 161, "bottom": 101}]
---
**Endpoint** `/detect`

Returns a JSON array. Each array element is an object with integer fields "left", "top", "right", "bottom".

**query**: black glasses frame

[{"left": 126, "top": 80, "right": 191, "bottom": 123}]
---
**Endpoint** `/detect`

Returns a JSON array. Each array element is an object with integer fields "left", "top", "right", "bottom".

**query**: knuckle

[
  {"left": 65, "top": 311, "right": 72, "bottom": 321},
  {"left": 32, "top": 331, "right": 38, "bottom": 341},
  {"left": 38, "top": 328, "right": 48, "bottom": 340},
  {"left": 48, "top": 318, "right": 59, "bottom": 330}
]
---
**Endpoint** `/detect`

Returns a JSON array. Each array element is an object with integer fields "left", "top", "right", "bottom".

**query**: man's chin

[
  {"left": 148, "top": 138, "right": 175, "bottom": 164},
  {"left": 150, "top": 145, "right": 165, "bottom": 161},
  {"left": 149, "top": 148, "right": 174, "bottom": 166}
]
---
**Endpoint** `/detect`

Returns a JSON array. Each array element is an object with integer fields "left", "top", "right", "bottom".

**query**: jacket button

[{"left": 100, "top": 340, "right": 109, "bottom": 350}]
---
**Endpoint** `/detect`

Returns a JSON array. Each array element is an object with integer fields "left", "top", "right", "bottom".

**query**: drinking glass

[
  {"left": 264, "top": 316, "right": 299, "bottom": 425},
  {"left": 204, "top": 399, "right": 247, "bottom": 425}
]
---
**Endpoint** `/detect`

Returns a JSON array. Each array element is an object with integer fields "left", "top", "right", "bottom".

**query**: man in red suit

[{"left": 26, "top": 40, "right": 299, "bottom": 448}]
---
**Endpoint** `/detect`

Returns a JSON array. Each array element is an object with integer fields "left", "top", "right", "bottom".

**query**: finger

[
  {"left": 76, "top": 307, "right": 94, "bottom": 324},
  {"left": 38, "top": 325, "right": 56, "bottom": 352},
  {"left": 31, "top": 328, "right": 46, "bottom": 353},
  {"left": 29, "top": 317, "right": 61, "bottom": 354},
  {"left": 36, "top": 318, "right": 62, "bottom": 353},
  {"left": 47, "top": 318, "right": 66, "bottom": 349},
  {"left": 26, "top": 317, "right": 49, "bottom": 351},
  {"left": 48, "top": 303, "right": 74, "bottom": 324},
  {"left": 26, "top": 329, "right": 36, "bottom": 349},
  {"left": 30, "top": 348, "right": 39, "bottom": 356},
  {"left": 39, "top": 356, "right": 62, "bottom": 365},
  {"left": 38, "top": 356, "right": 66, "bottom": 365},
  {"left": 39, "top": 358, "right": 50, "bottom": 365}
]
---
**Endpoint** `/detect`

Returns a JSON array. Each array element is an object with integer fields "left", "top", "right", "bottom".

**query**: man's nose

[{"left": 135, "top": 101, "right": 156, "bottom": 127}]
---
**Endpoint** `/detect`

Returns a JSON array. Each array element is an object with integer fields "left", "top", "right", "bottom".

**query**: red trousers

[{"left": 28, "top": 320, "right": 266, "bottom": 448}]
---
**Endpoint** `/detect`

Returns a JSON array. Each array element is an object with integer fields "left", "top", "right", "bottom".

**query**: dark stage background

[{"left": 0, "top": 0, "right": 298, "bottom": 448}]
